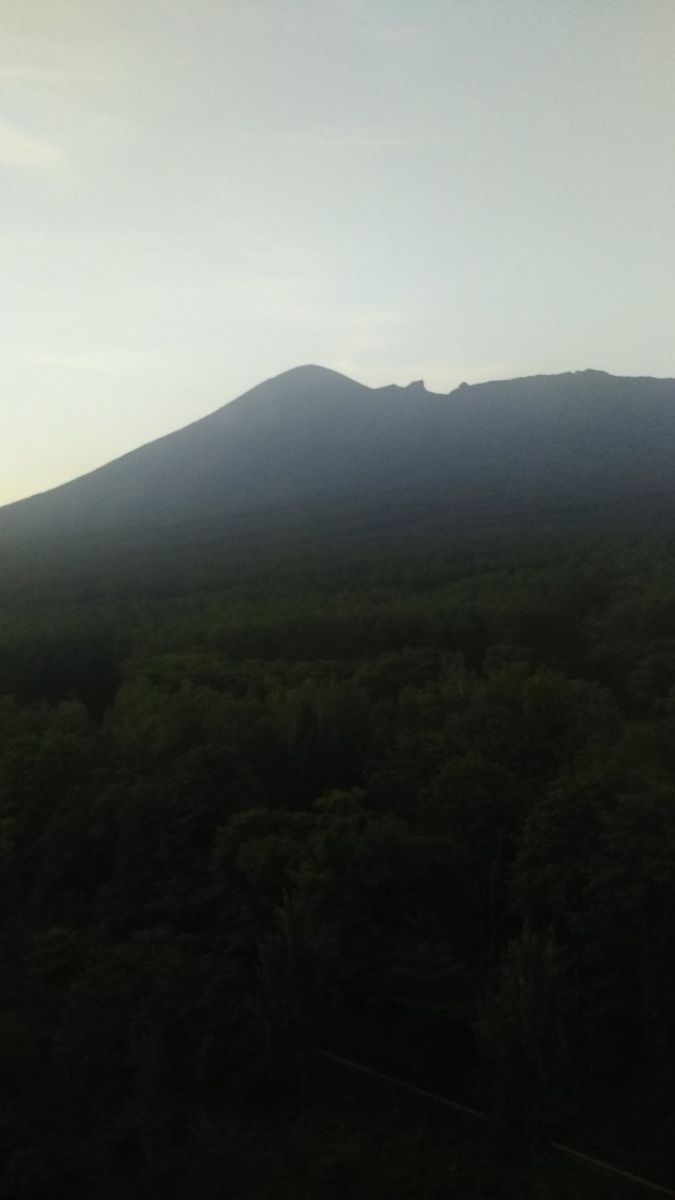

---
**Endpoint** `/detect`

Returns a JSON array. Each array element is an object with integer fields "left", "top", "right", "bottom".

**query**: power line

[
  {"left": 550, "top": 1142, "right": 675, "bottom": 1199},
  {"left": 314, "top": 1048, "right": 675, "bottom": 1198},
  {"left": 316, "top": 1049, "right": 490, "bottom": 1122}
]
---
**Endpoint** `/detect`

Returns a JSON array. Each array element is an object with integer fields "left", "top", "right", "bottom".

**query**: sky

[{"left": 2, "top": 0, "right": 675, "bottom": 504}]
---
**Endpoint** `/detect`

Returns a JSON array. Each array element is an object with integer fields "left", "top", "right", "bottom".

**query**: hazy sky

[{"left": 2, "top": 0, "right": 675, "bottom": 504}]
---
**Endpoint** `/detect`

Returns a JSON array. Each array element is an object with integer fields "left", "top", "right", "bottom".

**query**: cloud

[
  {"left": 0, "top": 64, "right": 110, "bottom": 86},
  {"left": 243, "top": 130, "right": 412, "bottom": 151},
  {"left": 27, "top": 350, "right": 150, "bottom": 375},
  {"left": 0, "top": 120, "right": 65, "bottom": 169},
  {"left": 0, "top": 66, "right": 54, "bottom": 84},
  {"left": 279, "top": 132, "right": 410, "bottom": 150}
]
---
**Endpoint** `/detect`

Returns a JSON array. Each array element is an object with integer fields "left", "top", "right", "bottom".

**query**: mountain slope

[{"left": 2, "top": 364, "right": 675, "bottom": 540}]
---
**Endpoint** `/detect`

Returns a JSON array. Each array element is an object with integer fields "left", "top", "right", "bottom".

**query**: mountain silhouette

[{"left": 2, "top": 364, "right": 675, "bottom": 540}]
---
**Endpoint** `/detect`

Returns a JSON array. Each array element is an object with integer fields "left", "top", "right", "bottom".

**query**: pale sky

[{"left": 2, "top": 0, "right": 675, "bottom": 504}]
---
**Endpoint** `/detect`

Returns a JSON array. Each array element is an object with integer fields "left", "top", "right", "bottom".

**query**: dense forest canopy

[{"left": 1, "top": 509, "right": 675, "bottom": 1197}]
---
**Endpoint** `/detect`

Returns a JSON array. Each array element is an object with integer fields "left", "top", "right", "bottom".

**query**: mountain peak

[
  {"left": 266, "top": 364, "right": 359, "bottom": 387},
  {"left": 3, "top": 366, "right": 675, "bottom": 541}
]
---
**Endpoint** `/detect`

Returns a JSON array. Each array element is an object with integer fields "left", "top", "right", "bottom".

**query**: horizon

[
  {"left": 3, "top": 1, "right": 675, "bottom": 504},
  {"left": 2, "top": 361, "right": 675, "bottom": 511}
]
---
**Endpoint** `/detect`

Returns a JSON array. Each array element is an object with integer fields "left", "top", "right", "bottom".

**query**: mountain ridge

[{"left": 2, "top": 365, "right": 675, "bottom": 541}]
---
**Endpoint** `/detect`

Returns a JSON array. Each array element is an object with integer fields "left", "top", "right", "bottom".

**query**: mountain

[{"left": 3, "top": 364, "right": 675, "bottom": 542}]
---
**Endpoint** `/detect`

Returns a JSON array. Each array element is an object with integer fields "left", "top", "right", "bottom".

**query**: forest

[{"left": 1, "top": 517, "right": 674, "bottom": 1197}]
